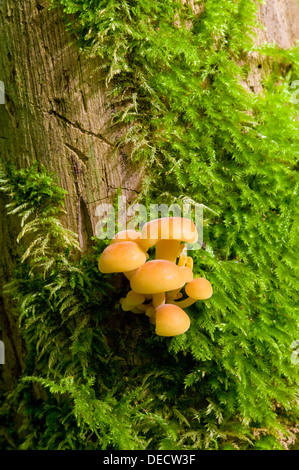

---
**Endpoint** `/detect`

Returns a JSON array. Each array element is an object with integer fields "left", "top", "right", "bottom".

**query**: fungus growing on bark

[
  {"left": 98, "top": 241, "right": 147, "bottom": 273},
  {"left": 97, "top": 217, "right": 212, "bottom": 338},
  {"left": 155, "top": 303, "right": 191, "bottom": 336}
]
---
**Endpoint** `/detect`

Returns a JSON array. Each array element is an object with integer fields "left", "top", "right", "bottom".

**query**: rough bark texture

[
  {"left": 0, "top": 0, "right": 144, "bottom": 241},
  {"left": 0, "top": 0, "right": 299, "bottom": 392},
  {"left": 247, "top": 0, "right": 299, "bottom": 93},
  {"left": 0, "top": 0, "right": 143, "bottom": 391}
]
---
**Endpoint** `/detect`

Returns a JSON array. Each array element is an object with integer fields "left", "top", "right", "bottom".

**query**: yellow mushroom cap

[
  {"left": 185, "top": 277, "right": 213, "bottom": 300},
  {"left": 130, "top": 259, "right": 186, "bottom": 294},
  {"left": 155, "top": 304, "right": 190, "bottom": 336},
  {"left": 98, "top": 241, "right": 147, "bottom": 273},
  {"left": 140, "top": 217, "right": 198, "bottom": 250},
  {"left": 110, "top": 229, "right": 142, "bottom": 244}
]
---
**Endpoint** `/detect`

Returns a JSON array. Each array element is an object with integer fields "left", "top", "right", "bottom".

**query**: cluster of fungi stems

[{"left": 98, "top": 217, "right": 213, "bottom": 337}]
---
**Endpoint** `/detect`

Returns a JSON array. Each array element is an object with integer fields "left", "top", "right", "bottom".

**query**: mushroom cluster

[{"left": 98, "top": 217, "right": 213, "bottom": 337}]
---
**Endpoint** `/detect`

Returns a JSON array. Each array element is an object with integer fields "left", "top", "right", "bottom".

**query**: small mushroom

[
  {"left": 186, "top": 277, "right": 213, "bottom": 300},
  {"left": 186, "top": 256, "right": 193, "bottom": 271},
  {"left": 177, "top": 248, "right": 193, "bottom": 272},
  {"left": 169, "top": 277, "right": 213, "bottom": 308},
  {"left": 140, "top": 217, "right": 198, "bottom": 262},
  {"left": 152, "top": 292, "right": 166, "bottom": 308},
  {"left": 125, "top": 290, "right": 146, "bottom": 306},
  {"left": 129, "top": 259, "right": 186, "bottom": 295},
  {"left": 155, "top": 304, "right": 191, "bottom": 336},
  {"left": 98, "top": 241, "right": 147, "bottom": 273}
]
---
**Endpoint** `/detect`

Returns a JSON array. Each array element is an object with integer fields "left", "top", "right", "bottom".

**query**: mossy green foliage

[{"left": 1, "top": 0, "right": 299, "bottom": 450}]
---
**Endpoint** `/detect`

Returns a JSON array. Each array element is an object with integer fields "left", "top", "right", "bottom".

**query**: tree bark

[
  {"left": 0, "top": 0, "right": 299, "bottom": 393},
  {"left": 245, "top": 0, "right": 299, "bottom": 93}
]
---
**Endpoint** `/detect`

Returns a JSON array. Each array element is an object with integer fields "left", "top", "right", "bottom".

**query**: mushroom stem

[
  {"left": 178, "top": 253, "right": 187, "bottom": 267},
  {"left": 123, "top": 269, "right": 138, "bottom": 280},
  {"left": 152, "top": 292, "right": 166, "bottom": 308},
  {"left": 155, "top": 239, "right": 183, "bottom": 263},
  {"left": 166, "top": 292, "right": 183, "bottom": 303},
  {"left": 145, "top": 306, "right": 156, "bottom": 324},
  {"left": 186, "top": 256, "right": 193, "bottom": 271},
  {"left": 125, "top": 290, "right": 146, "bottom": 307},
  {"left": 168, "top": 297, "right": 197, "bottom": 309},
  {"left": 178, "top": 245, "right": 188, "bottom": 266}
]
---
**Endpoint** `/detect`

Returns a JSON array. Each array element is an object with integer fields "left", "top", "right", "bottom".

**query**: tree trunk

[
  {"left": 246, "top": 0, "right": 299, "bottom": 93},
  {"left": 0, "top": 0, "right": 143, "bottom": 391},
  {"left": 0, "top": 0, "right": 299, "bottom": 392}
]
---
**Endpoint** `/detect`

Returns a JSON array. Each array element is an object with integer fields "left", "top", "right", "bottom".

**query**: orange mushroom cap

[
  {"left": 140, "top": 217, "right": 198, "bottom": 251},
  {"left": 185, "top": 277, "right": 213, "bottom": 300},
  {"left": 155, "top": 303, "right": 190, "bottom": 336},
  {"left": 98, "top": 241, "right": 147, "bottom": 273},
  {"left": 179, "top": 266, "right": 193, "bottom": 283},
  {"left": 129, "top": 259, "right": 186, "bottom": 294}
]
